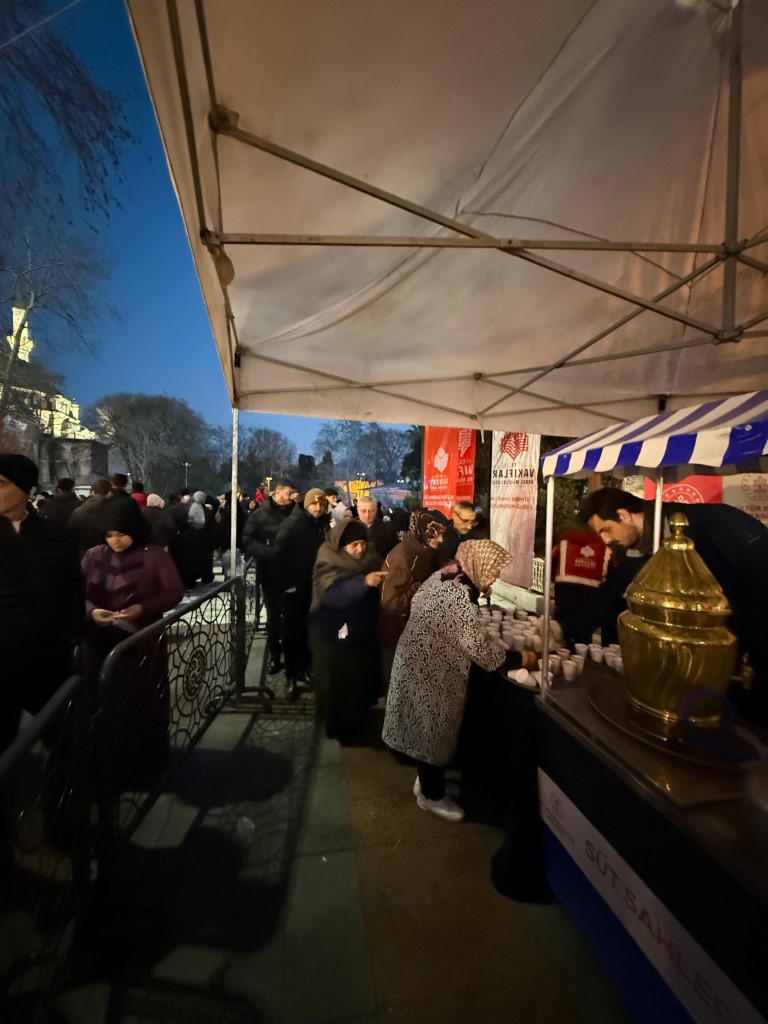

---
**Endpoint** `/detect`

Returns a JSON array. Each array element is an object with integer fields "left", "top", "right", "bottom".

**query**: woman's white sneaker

[{"left": 416, "top": 793, "right": 465, "bottom": 822}]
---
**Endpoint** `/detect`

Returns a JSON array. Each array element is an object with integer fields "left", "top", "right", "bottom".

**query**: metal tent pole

[
  {"left": 653, "top": 469, "right": 664, "bottom": 552},
  {"left": 722, "top": 0, "right": 743, "bottom": 339},
  {"left": 540, "top": 475, "right": 555, "bottom": 695},
  {"left": 230, "top": 405, "right": 239, "bottom": 576}
]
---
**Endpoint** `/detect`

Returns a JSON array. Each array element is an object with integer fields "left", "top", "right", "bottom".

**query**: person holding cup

[
  {"left": 309, "top": 520, "right": 387, "bottom": 740},
  {"left": 383, "top": 540, "right": 536, "bottom": 822}
]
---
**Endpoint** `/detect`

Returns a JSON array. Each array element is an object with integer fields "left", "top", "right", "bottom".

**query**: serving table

[{"left": 537, "top": 664, "right": 768, "bottom": 1024}]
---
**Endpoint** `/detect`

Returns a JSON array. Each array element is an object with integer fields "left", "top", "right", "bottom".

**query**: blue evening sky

[{"left": 39, "top": 0, "right": 407, "bottom": 456}]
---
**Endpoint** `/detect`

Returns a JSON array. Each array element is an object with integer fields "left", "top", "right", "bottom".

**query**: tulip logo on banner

[
  {"left": 433, "top": 447, "right": 449, "bottom": 473},
  {"left": 490, "top": 431, "right": 540, "bottom": 588},
  {"left": 423, "top": 427, "right": 477, "bottom": 515},
  {"left": 499, "top": 433, "right": 529, "bottom": 460}
]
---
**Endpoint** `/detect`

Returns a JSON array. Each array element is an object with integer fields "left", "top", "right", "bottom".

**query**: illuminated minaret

[{"left": 7, "top": 307, "right": 34, "bottom": 363}]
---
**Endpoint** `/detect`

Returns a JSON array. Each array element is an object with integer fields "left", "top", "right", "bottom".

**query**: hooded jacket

[{"left": 309, "top": 523, "right": 382, "bottom": 643}]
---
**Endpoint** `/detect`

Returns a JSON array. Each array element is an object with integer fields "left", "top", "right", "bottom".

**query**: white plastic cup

[
  {"left": 590, "top": 646, "right": 605, "bottom": 663},
  {"left": 548, "top": 655, "right": 561, "bottom": 675},
  {"left": 562, "top": 660, "right": 578, "bottom": 682},
  {"left": 508, "top": 667, "right": 530, "bottom": 684},
  {"left": 557, "top": 648, "right": 571, "bottom": 660},
  {"left": 574, "top": 643, "right": 588, "bottom": 657},
  {"left": 615, "top": 657, "right": 624, "bottom": 675}
]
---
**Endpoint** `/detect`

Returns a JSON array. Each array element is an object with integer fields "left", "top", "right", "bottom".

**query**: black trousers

[
  {"left": 415, "top": 760, "right": 445, "bottom": 801},
  {"left": 280, "top": 589, "right": 312, "bottom": 680},
  {"left": 1, "top": 654, "right": 73, "bottom": 755},
  {"left": 261, "top": 578, "right": 284, "bottom": 661}
]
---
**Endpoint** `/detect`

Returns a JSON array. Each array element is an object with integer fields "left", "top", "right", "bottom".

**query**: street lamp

[{"left": 181, "top": 461, "right": 191, "bottom": 487}]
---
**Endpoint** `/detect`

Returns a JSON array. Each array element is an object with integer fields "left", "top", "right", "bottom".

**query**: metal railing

[
  {"left": 97, "top": 575, "right": 245, "bottom": 846},
  {"left": 242, "top": 556, "right": 262, "bottom": 653},
  {"left": 1, "top": 563, "right": 266, "bottom": 1015},
  {"left": 0, "top": 675, "right": 91, "bottom": 1024}
]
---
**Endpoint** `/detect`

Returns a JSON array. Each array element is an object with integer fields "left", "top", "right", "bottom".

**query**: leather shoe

[
  {"left": 285, "top": 679, "right": 299, "bottom": 702},
  {"left": 267, "top": 657, "right": 282, "bottom": 675}
]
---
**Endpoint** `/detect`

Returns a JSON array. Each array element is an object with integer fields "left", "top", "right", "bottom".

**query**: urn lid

[{"left": 624, "top": 512, "right": 731, "bottom": 626}]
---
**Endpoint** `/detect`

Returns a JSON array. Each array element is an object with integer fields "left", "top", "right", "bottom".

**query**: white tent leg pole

[
  {"left": 230, "top": 405, "right": 239, "bottom": 576},
  {"left": 541, "top": 475, "right": 555, "bottom": 696},
  {"left": 653, "top": 469, "right": 664, "bottom": 552}
]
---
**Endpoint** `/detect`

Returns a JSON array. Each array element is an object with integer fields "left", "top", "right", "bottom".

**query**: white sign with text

[{"left": 539, "top": 771, "right": 763, "bottom": 1024}]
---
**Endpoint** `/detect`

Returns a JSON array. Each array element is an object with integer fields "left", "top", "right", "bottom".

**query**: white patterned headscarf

[
  {"left": 188, "top": 490, "right": 207, "bottom": 526},
  {"left": 456, "top": 539, "right": 511, "bottom": 592}
]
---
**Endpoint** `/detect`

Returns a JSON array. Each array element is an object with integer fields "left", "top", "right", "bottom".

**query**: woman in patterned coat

[{"left": 383, "top": 540, "right": 535, "bottom": 822}]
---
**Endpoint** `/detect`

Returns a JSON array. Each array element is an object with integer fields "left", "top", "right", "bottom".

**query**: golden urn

[{"left": 617, "top": 512, "right": 738, "bottom": 739}]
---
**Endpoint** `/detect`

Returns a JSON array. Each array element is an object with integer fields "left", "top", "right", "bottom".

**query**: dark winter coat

[
  {"left": 664, "top": 501, "right": 768, "bottom": 715},
  {"left": 242, "top": 496, "right": 295, "bottom": 580},
  {"left": 142, "top": 506, "right": 178, "bottom": 549},
  {"left": 309, "top": 524, "right": 382, "bottom": 644},
  {"left": 1, "top": 511, "right": 84, "bottom": 671},
  {"left": 213, "top": 500, "right": 246, "bottom": 551},
  {"left": 362, "top": 519, "right": 399, "bottom": 560},
  {"left": 434, "top": 523, "right": 484, "bottom": 566},
  {"left": 309, "top": 522, "right": 383, "bottom": 736},
  {"left": 274, "top": 505, "right": 330, "bottom": 594},
  {"left": 379, "top": 533, "right": 439, "bottom": 655},
  {"left": 69, "top": 494, "right": 110, "bottom": 556},
  {"left": 44, "top": 491, "right": 82, "bottom": 527}
]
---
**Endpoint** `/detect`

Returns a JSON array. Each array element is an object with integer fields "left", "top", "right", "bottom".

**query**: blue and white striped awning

[{"left": 542, "top": 391, "right": 768, "bottom": 480}]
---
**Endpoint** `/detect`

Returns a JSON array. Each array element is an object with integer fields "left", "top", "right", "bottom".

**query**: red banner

[
  {"left": 643, "top": 475, "right": 723, "bottom": 504},
  {"left": 422, "top": 427, "right": 476, "bottom": 515}
]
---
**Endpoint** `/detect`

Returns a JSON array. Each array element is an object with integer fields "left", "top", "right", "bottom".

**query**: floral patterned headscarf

[
  {"left": 409, "top": 509, "right": 448, "bottom": 548},
  {"left": 456, "top": 539, "right": 511, "bottom": 593}
]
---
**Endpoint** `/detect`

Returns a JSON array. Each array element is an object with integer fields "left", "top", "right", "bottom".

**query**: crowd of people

[
  {"left": 239, "top": 480, "right": 538, "bottom": 821},
  {"left": 1, "top": 456, "right": 187, "bottom": 787},
  {"left": 5, "top": 449, "right": 767, "bottom": 826}
]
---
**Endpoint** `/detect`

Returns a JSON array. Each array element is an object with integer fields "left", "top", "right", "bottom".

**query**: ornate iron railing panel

[
  {"left": 97, "top": 577, "right": 245, "bottom": 844},
  {"left": 242, "top": 556, "right": 261, "bottom": 656},
  {"left": 0, "top": 675, "right": 91, "bottom": 1024}
]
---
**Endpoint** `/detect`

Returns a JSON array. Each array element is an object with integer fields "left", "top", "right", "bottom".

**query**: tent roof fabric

[
  {"left": 541, "top": 389, "right": 768, "bottom": 479},
  {"left": 126, "top": 0, "right": 768, "bottom": 434}
]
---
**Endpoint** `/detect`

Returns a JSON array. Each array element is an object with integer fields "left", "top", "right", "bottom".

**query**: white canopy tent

[{"left": 126, "top": 0, "right": 768, "bottom": 439}]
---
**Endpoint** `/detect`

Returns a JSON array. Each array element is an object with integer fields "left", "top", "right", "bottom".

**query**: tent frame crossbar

[
  {"left": 478, "top": 256, "right": 723, "bottom": 416},
  {"left": 212, "top": 112, "right": 724, "bottom": 341},
  {"left": 220, "top": 233, "right": 724, "bottom": 254}
]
